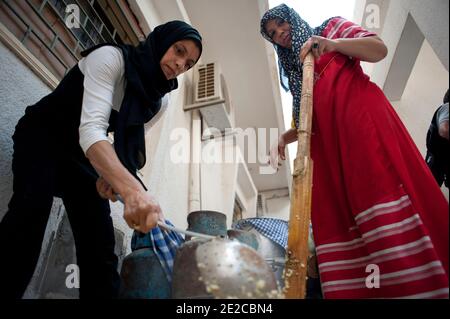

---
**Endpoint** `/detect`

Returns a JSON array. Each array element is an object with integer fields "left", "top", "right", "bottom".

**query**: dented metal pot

[{"left": 172, "top": 238, "right": 279, "bottom": 299}]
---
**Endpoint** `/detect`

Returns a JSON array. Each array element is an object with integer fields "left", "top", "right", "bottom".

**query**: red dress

[{"left": 309, "top": 18, "right": 449, "bottom": 298}]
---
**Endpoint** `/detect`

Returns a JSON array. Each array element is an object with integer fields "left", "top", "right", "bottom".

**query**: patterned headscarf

[{"left": 260, "top": 4, "right": 336, "bottom": 128}]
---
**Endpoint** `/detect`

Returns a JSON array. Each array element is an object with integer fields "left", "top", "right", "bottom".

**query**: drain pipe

[{"left": 188, "top": 109, "right": 201, "bottom": 212}]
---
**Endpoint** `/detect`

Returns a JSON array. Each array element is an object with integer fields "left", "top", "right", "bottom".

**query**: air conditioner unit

[{"left": 184, "top": 62, "right": 234, "bottom": 133}]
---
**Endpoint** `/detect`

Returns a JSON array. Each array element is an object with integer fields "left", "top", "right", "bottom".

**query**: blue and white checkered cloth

[
  {"left": 131, "top": 220, "right": 184, "bottom": 283},
  {"left": 233, "top": 218, "right": 289, "bottom": 249}
]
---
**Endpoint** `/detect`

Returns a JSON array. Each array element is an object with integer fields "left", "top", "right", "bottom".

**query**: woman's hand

[
  {"left": 96, "top": 176, "right": 160, "bottom": 233},
  {"left": 268, "top": 128, "right": 301, "bottom": 169},
  {"left": 277, "top": 134, "right": 287, "bottom": 161},
  {"left": 268, "top": 132, "right": 290, "bottom": 170},
  {"left": 86, "top": 140, "right": 161, "bottom": 234},
  {"left": 300, "top": 35, "right": 337, "bottom": 63},
  {"left": 122, "top": 189, "right": 162, "bottom": 234},
  {"left": 96, "top": 176, "right": 118, "bottom": 202}
]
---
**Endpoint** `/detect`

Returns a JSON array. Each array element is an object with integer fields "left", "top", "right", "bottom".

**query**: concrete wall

[
  {"left": 201, "top": 159, "right": 238, "bottom": 227},
  {"left": 354, "top": 0, "right": 449, "bottom": 89},
  {"left": 0, "top": 42, "right": 71, "bottom": 298},
  {"left": 200, "top": 135, "right": 259, "bottom": 228},
  {"left": 259, "top": 188, "right": 290, "bottom": 221},
  {"left": 391, "top": 40, "right": 449, "bottom": 199},
  {"left": 0, "top": 42, "right": 52, "bottom": 217},
  {"left": 354, "top": 0, "right": 449, "bottom": 200}
]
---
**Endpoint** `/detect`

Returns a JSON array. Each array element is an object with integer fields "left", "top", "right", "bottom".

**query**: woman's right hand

[{"left": 122, "top": 189, "right": 162, "bottom": 234}]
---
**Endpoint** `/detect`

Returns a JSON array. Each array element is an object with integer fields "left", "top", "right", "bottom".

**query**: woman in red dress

[{"left": 261, "top": 4, "right": 449, "bottom": 298}]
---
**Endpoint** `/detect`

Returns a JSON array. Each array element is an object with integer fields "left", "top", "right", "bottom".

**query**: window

[{"left": 0, "top": 0, "right": 145, "bottom": 80}]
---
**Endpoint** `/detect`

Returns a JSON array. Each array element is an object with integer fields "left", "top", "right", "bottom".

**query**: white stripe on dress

[
  {"left": 327, "top": 18, "right": 348, "bottom": 39},
  {"left": 355, "top": 195, "right": 410, "bottom": 223},
  {"left": 354, "top": 31, "right": 373, "bottom": 38},
  {"left": 322, "top": 261, "right": 446, "bottom": 293},
  {"left": 317, "top": 214, "right": 423, "bottom": 256},
  {"left": 317, "top": 237, "right": 364, "bottom": 252},
  {"left": 318, "top": 236, "right": 434, "bottom": 272},
  {"left": 340, "top": 25, "right": 360, "bottom": 38},
  {"left": 361, "top": 214, "right": 422, "bottom": 243}
]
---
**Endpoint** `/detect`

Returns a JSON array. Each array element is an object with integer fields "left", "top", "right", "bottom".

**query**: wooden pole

[{"left": 284, "top": 52, "right": 315, "bottom": 299}]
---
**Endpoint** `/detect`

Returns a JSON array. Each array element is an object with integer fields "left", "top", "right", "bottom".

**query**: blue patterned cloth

[
  {"left": 233, "top": 218, "right": 289, "bottom": 249},
  {"left": 131, "top": 220, "right": 184, "bottom": 283}
]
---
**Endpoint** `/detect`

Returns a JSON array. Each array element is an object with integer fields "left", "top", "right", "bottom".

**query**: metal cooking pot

[
  {"left": 172, "top": 238, "right": 280, "bottom": 299},
  {"left": 236, "top": 225, "right": 286, "bottom": 289}
]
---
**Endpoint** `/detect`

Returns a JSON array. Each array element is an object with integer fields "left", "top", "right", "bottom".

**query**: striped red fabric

[
  {"left": 316, "top": 190, "right": 448, "bottom": 298},
  {"left": 308, "top": 21, "right": 449, "bottom": 298},
  {"left": 323, "top": 17, "right": 377, "bottom": 39}
]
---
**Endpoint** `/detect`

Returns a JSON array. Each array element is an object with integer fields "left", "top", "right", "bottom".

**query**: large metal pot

[
  {"left": 172, "top": 238, "right": 280, "bottom": 299},
  {"left": 236, "top": 225, "right": 286, "bottom": 289}
]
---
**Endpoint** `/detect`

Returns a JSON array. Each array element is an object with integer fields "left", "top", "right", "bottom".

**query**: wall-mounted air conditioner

[{"left": 184, "top": 62, "right": 234, "bottom": 133}]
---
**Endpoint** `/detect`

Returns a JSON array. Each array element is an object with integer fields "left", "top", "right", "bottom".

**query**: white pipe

[{"left": 188, "top": 110, "right": 201, "bottom": 212}]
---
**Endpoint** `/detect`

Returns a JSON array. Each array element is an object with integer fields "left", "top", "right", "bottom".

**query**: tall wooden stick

[{"left": 284, "top": 53, "right": 315, "bottom": 299}]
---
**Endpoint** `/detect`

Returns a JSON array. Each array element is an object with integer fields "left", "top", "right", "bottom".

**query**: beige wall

[
  {"left": 259, "top": 189, "right": 290, "bottom": 221},
  {"left": 391, "top": 40, "right": 449, "bottom": 199},
  {"left": 391, "top": 40, "right": 448, "bottom": 158},
  {"left": 355, "top": 0, "right": 449, "bottom": 200},
  {"left": 355, "top": 0, "right": 448, "bottom": 89},
  {"left": 200, "top": 137, "right": 259, "bottom": 228}
]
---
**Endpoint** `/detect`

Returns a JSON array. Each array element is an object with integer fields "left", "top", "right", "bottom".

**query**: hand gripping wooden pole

[{"left": 284, "top": 52, "right": 315, "bottom": 299}]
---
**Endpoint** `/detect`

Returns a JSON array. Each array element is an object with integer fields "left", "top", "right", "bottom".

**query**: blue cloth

[
  {"left": 232, "top": 218, "right": 288, "bottom": 249},
  {"left": 131, "top": 220, "right": 184, "bottom": 283}
]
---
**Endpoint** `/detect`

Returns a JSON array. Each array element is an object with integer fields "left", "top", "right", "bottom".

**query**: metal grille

[
  {"left": 1, "top": 0, "right": 120, "bottom": 79},
  {"left": 197, "top": 63, "right": 216, "bottom": 100}
]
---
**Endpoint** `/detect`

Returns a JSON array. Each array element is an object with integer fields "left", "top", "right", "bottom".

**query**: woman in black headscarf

[{"left": 0, "top": 20, "right": 202, "bottom": 299}]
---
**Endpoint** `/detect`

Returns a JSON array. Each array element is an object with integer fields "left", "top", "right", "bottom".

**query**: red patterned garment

[{"left": 310, "top": 18, "right": 449, "bottom": 298}]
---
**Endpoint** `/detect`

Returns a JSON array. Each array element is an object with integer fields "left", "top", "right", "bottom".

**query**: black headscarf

[{"left": 81, "top": 20, "right": 202, "bottom": 187}]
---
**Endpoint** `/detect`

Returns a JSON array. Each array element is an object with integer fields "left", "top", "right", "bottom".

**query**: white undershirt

[{"left": 78, "top": 46, "right": 168, "bottom": 154}]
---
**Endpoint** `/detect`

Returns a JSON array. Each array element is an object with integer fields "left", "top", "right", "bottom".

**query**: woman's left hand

[{"left": 300, "top": 36, "right": 337, "bottom": 63}]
